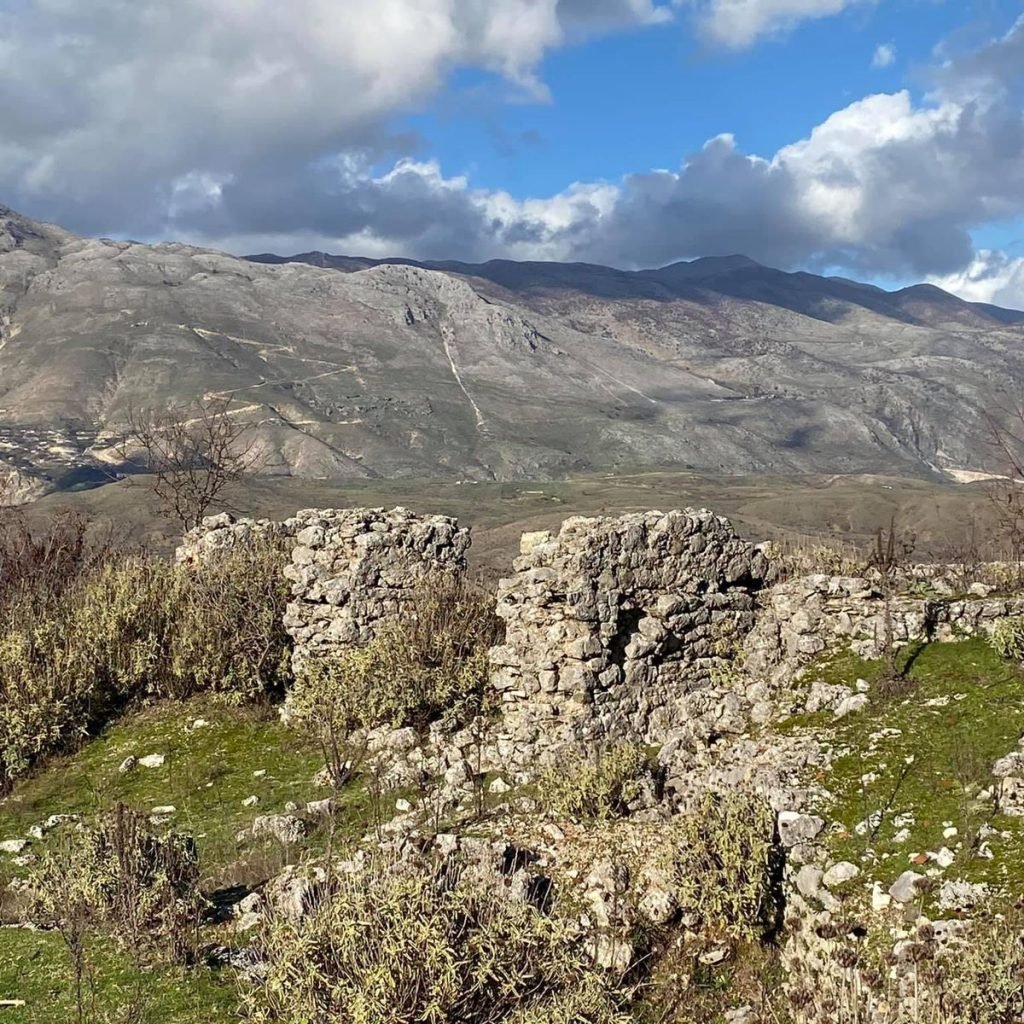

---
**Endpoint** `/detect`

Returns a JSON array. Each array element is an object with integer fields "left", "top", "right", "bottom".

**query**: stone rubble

[{"left": 173, "top": 504, "right": 1024, "bottom": 1024}]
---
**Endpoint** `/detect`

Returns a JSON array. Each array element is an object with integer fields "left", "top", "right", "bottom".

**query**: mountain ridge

[
  {"left": 2, "top": 203, "right": 1024, "bottom": 501},
  {"left": 247, "top": 249, "right": 1024, "bottom": 324}
]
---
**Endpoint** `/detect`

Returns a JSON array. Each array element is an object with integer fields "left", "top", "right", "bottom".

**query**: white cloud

[
  {"left": 929, "top": 251, "right": 1024, "bottom": 309},
  {"left": 1, "top": 0, "right": 1023, "bottom": 311},
  {"left": 872, "top": 42, "right": 896, "bottom": 68},
  {"left": 140, "top": 13, "right": 1024, "bottom": 301},
  {"left": 0, "top": 0, "right": 670, "bottom": 234},
  {"left": 690, "top": 0, "right": 866, "bottom": 49}
]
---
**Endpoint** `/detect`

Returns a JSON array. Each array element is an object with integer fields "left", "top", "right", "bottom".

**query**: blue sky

[
  {"left": 402, "top": 0, "right": 1022, "bottom": 262},
  {"left": 1, "top": 0, "right": 1023, "bottom": 305},
  {"left": 405, "top": 2, "right": 950, "bottom": 195}
]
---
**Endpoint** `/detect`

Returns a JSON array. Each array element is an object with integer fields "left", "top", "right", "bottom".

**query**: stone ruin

[
  {"left": 282, "top": 508, "right": 470, "bottom": 663},
  {"left": 177, "top": 507, "right": 470, "bottom": 667},
  {"left": 744, "top": 571, "right": 1024, "bottom": 687},
  {"left": 176, "top": 506, "right": 1024, "bottom": 1021},
  {"left": 489, "top": 511, "right": 772, "bottom": 763},
  {"left": 179, "top": 505, "right": 1024, "bottom": 766}
]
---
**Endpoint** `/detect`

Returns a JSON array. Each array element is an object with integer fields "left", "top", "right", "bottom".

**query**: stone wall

[
  {"left": 487, "top": 510, "right": 772, "bottom": 763},
  {"left": 179, "top": 507, "right": 1024, "bottom": 766},
  {"left": 282, "top": 507, "right": 470, "bottom": 663},
  {"left": 175, "top": 512, "right": 292, "bottom": 565},
  {"left": 745, "top": 572, "right": 1024, "bottom": 687}
]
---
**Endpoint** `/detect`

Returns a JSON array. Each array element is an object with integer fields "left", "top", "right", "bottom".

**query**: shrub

[
  {"left": 28, "top": 803, "right": 204, "bottom": 964},
  {"left": 286, "top": 645, "right": 381, "bottom": 786},
  {"left": 989, "top": 616, "right": 1024, "bottom": 661},
  {"left": 288, "top": 574, "right": 501, "bottom": 784},
  {"left": 538, "top": 744, "right": 653, "bottom": 820},
  {"left": 158, "top": 537, "right": 294, "bottom": 701},
  {"left": 664, "top": 793, "right": 780, "bottom": 942},
  {"left": 0, "top": 537, "right": 292, "bottom": 789},
  {"left": 244, "top": 854, "right": 629, "bottom": 1024},
  {"left": 789, "top": 908, "right": 1024, "bottom": 1024},
  {"left": 0, "top": 506, "right": 112, "bottom": 614},
  {"left": 932, "top": 910, "right": 1024, "bottom": 1024}
]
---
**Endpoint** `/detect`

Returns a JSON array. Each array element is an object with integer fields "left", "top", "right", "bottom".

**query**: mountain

[{"left": 2, "top": 203, "right": 1024, "bottom": 500}]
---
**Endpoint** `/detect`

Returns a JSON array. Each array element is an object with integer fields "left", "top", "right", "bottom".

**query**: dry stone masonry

[
  {"left": 488, "top": 510, "right": 772, "bottom": 763},
  {"left": 282, "top": 507, "right": 470, "bottom": 664},
  {"left": 175, "top": 511, "right": 292, "bottom": 564},
  {"left": 179, "top": 507, "right": 1024, "bottom": 771},
  {"left": 745, "top": 571, "right": 1024, "bottom": 687}
]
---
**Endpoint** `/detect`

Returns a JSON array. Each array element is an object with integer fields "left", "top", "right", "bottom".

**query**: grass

[
  {"left": 0, "top": 697, "right": 386, "bottom": 1024},
  {"left": 32, "top": 466, "right": 1008, "bottom": 574},
  {"left": 0, "top": 928, "right": 239, "bottom": 1024},
  {"left": 0, "top": 696, "right": 373, "bottom": 893},
  {"left": 796, "top": 636, "right": 1024, "bottom": 897}
]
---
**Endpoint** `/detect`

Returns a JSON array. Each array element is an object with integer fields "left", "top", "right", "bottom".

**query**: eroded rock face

[
  {"left": 283, "top": 507, "right": 471, "bottom": 664},
  {"left": 489, "top": 510, "right": 772, "bottom": 763}
]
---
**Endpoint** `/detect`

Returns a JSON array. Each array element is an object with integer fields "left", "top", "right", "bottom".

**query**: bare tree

[
  {"left": 869, "top": 514, "right": 917, "bottom": 684},
  {"left": 118, "top": 397, "right": 260, "bottom": 531}
]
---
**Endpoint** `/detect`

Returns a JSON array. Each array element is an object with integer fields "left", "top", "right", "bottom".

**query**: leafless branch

[{"left": 116, "top": 397, "right": 261, "bottom": 531}]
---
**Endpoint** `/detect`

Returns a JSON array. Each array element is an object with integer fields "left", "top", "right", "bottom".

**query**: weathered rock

[
  {"left": 937, "top": 879, "right": 989, "bottom": 911},
  {"left": 250, "top": 814, "right": 307, "bottom": 845},
  {"left": 305, "top": 799, "right": 334, "bottom": 818},
  {"left": 266, "top": 864, "right": 327, "bottom": 923},
  {"left": 889, "top": 871, "right": 925, "bottom": 904},
  {"left": 833, "top": 693, "right": 869, "bottom": 719},
  {"left": 822, "top": 861, "right": 860, "bottom": 889},
  {"left": 778, "top": 812, "right": 825, "bottom": 848},
  {"left": 795, "top": 864, "right": 824, "bottom": 899}
]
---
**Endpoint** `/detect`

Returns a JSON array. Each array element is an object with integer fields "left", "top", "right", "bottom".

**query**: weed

[{"left": 537, "top": 744, "right": 655, "bottom": 820}]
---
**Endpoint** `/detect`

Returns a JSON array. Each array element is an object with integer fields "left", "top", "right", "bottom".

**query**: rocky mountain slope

[{"left": 3, "top": 204, "right": 1024, "bottom": 498}]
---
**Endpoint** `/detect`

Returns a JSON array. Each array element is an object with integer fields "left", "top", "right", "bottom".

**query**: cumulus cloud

[
  {"left": 0, "top": 0, "right": 670, "bottom": 235},
  {"left": 689, "top": 0, "right": 866, "bottom": 49},
  {"left": 1, "top": 1, "right": 1023, "bottom": 309},
  {"left": 191, "top": 24, "right": 1024, "bottom": 288},
  {"left": 929, "top": 251, "right": 1024, "bottom": 309},
  {"left": 872, "top": 42, "right": 896, "bottom": 68}
]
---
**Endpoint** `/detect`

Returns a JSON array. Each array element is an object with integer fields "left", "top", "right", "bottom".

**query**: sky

[{"left": 2, "top": 0, "right": 1024, "bottom": 306}]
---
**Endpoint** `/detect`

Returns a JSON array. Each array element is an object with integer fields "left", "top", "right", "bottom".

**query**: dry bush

[
  {"left": 244, "top": 853, "right": 628, "bottom": 1024},
  {"left": 664, "top": 793, "right": 781, "bottom": 944},
  {"left": 289, "top": 574, "right": 501, "bottom": 784},
  {"left": 788, "top": 908, "right": 1024, "bottom": 1024},
  {"left": 156, "top": 536, "right": 294, "bottom": 701},
  {"left": 989, "top": 616, "right": 1024, "bottom": 661},
  {"left": 29, "top": 804, "right": 204, "bottom": 966},
  {"left": 0, "top": 538, "right": 292, "bottom": 789},
  {"left": 0, "top": 506, "right": 113, "bottom": 614},
  {"left": 537, "top": 744, "right": 654, "bottom": 821},
  {"left": 764, "top": 537, "right": 869, "bottom": 581}
]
